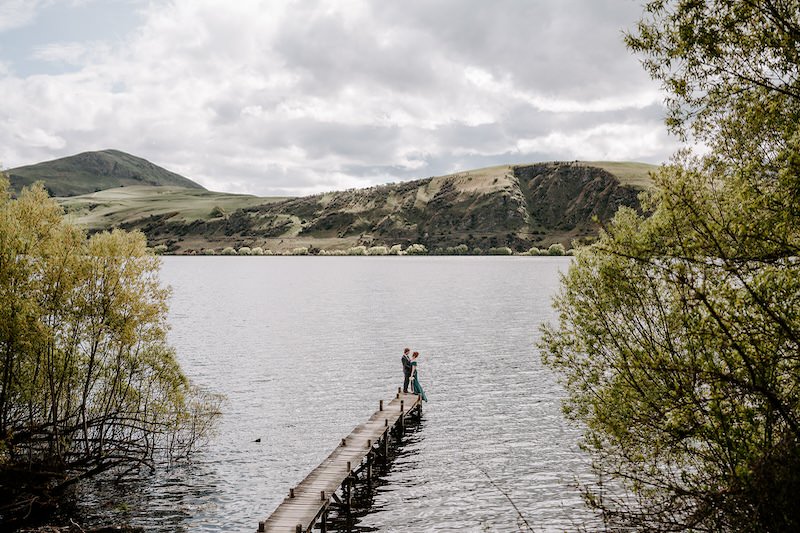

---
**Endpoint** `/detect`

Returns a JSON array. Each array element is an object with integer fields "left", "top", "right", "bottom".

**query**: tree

[
  {"left": 626, "top": 0, "right": 800, "bottom": 159},
  {"left": 541, "top": 1, "right": 800, "bottom": 530},
  {"left": 0, "top": 177, "right": 218, "bottom": 524}
]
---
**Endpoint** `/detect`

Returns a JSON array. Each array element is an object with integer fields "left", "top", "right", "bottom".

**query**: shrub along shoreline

[{"left": 152, "top": 242, "right": 571, "bottom": 256}]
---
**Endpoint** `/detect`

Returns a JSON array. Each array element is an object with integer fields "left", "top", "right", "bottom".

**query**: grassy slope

[
  {"left": 577, "top": 161, "right": 658, "bottom": 189},
  {"left": 8, "top": 149, "right": 205, "bottom": 197},
  {"left": 59, "top": 186, "right": 285, "bottom": 230}
]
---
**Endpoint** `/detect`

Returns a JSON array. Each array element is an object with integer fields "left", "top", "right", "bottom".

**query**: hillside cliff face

[
  {"left": 518, "top": 163, "right": 642, "bottom": 234},
  {"left": 128, "top": 162, "right": 647, "bottom": 253}
]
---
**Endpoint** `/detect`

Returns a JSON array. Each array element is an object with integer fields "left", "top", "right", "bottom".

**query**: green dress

[{"left": 411, "top": 361, "right": 428, "bottom": 402}]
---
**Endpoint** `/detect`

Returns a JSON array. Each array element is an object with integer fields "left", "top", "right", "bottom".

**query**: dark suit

[{"left": 402, "top": 353, "right": 413, "bottom": 392}]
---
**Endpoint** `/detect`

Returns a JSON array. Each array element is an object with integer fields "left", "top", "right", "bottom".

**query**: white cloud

[
  {"left": 0, "top": 0, "right": 678, "bottom": 195},
  {"left": 31, "top": 41, "right": 109, "bottom": 64},
  {"left": 464, "top": 66, "right": 662, "bottom": 113},
  {"left": 0, "top": 0, "right": 47, "bottom": 32},
  {"left": 9, "top": 121, "right": 67, "bottom": 149},
  {"left": 516, "top": 123, "right": 680, "bottom": 162}
]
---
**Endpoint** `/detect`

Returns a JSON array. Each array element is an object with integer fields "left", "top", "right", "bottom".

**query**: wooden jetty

[{"left": 256, "top": 390, "right": 423, "bottom": 533}]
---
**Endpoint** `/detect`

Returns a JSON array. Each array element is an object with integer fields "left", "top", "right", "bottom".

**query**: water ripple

[{"left": 77, "top": 256, "right": 600, "bottom": 532}]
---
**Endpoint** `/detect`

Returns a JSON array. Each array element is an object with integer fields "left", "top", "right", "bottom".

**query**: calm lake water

[{"left": 85, "top": 256, "right": 599, "bottom": 532}]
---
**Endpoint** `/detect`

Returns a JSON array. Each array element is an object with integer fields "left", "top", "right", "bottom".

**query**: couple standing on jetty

[{"left": 401, "top": 347, "right": 428, "bottom": 402}]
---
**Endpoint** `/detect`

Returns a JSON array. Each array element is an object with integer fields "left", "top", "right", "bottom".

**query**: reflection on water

[{"left": 79, "top": 256, "right": 598, "bottom": 532}]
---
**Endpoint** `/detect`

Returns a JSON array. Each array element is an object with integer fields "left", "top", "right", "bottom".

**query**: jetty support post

[
  {"left": 344, "top": 472, "right": 352, "bottom": 516},
  {"left": 366, "top": 448, "right": 373, "bottom": 490},
  {"left": 383, "top": 423, "right": 390, "bottom": 464},
  {"left": 399, "top": 399, "right": 405, "bottom": 435}
]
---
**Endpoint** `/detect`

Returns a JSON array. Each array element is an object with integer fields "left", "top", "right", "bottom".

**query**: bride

[{"left": 410, "top": 351, "right": 428, "bottom": 402}]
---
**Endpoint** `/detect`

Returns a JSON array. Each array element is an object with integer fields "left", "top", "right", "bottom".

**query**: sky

[{"left": 0, "top": 0, "right": 681, "bottom": 196}]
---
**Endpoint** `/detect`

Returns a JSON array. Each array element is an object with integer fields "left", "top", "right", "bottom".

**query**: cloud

[
  {"left": 0, "top": 0, "right": 46, "bottom": 32},
  {"left": 31, "top": 41, "right": 109, "bottom": 64},
  {"left": 516, "top": 122, "right": 681, "bottom": 161},
  {"left": 0, "top": 0, "right": 677, "bottom": 195}
]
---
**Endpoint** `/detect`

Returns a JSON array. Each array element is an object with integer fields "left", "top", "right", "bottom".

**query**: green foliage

[
  {"left": 0, "top": 176, "right": 218, "bottom": 519},
  {"left": 152, "top": 244, "right": 169, "bottom": 255},
  {"left": 367, "top": 245, "right": 388, "bottom": 256},
  {"left": 541, "top": 158, "right": 800, "bottom": 530},
  {"left": 626, "top": 0, "right": 800, "bottom": 159},
  {"left": 221, "top": 246, "right": 236, "bottom": 255},
  {"left": 237, "top": 246, "right": 252, "bottom": 255},
  {"left": 546, "top": 243, "right": 565, "bottom": 256},
  {"left": 526, "top": 246, "right": 542, "bottom": 256},
  {"left": 209, "top": 205, "right": 227, "bottom": 218},
  {"left": 405, "top": 243, "right": 428, "bottom": 255},
  {"left": 487, "top": 246, "right": 513, "bottom": 255},
  {"left": 443, "top": 244, "right": 469, "bottom": 255},
  {"left": 543, "top": 3, "right": 800, "bottom": 530},
  {"left": 346, "top": 245, "right": 366, "bottom": 256}
]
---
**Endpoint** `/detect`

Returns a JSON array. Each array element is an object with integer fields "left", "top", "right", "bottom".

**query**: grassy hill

[
  {"left": 104, "top": 161, "right": 656, "bottom": 254},
  {"left": 59, "top": 186, "right": 286, "bottom": 231},
  {"left": 7, "top": 149, "right": 204, "bottom": 197}
]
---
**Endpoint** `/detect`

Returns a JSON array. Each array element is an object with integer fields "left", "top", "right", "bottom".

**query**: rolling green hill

[
  {"left": 59, "top": 186, "right": 286, "bottom": 231},
  {"left": 7, "top": 149, "right": 205, "bottom": 197}
]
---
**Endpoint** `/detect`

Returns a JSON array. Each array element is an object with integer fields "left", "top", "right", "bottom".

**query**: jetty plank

[{"left": 257, "top": 392, "right": 421, "bottom": 533}]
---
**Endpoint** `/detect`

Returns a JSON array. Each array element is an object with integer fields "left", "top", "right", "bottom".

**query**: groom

[{"left": 401, "top": 347, "right": 413, "bottom": 393}]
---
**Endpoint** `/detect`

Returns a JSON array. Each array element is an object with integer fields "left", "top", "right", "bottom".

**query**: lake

[{"left": 85, "top": 256, "right": 598, "bottom": 532}]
